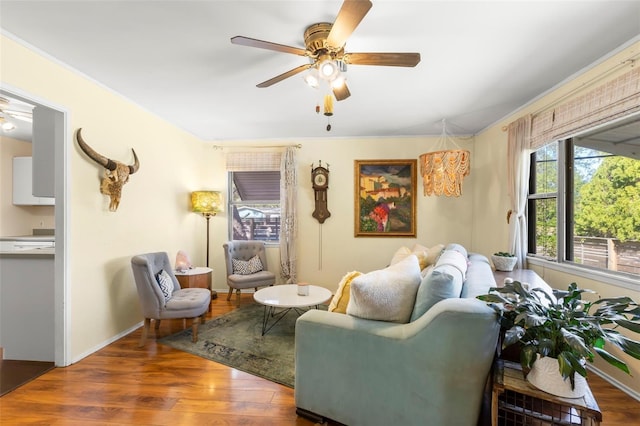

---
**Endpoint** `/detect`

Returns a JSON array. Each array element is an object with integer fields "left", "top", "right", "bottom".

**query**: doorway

[{"left": 0, "top": 87, "right": 68, "bottom": 368}]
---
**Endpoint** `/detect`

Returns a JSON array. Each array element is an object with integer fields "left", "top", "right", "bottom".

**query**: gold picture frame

[{"left": 354, "top": 159, "right": 417, "bottom": 237}]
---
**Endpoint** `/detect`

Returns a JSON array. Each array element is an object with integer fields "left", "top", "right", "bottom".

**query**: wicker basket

[{"left": 492, "top": 255, "right": 517, "bottom": 272}]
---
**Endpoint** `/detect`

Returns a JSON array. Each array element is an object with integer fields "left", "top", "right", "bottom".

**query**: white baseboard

[
  {"left": 70, "top": 321, "right": 143, "bottom": 365},
  {"left": 587, "top": 364, "right": 640, "bottom": 402}
]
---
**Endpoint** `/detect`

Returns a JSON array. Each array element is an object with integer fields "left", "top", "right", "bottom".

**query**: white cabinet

[{"left": 12, "top": 157, "right": 55, "bottom": 206}]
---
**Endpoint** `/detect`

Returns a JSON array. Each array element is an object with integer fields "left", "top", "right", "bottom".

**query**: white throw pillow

[
  {"left": 436, "top": 249, "right": 468, "bottom": 279},
  {"left": 390, "top": 246, "right": 412, "bottom": 265},
  {"left": 232, "top": 255, "right": 263, "bottom": 275},
  {"left": 346, "top": 255, "right": 422, "bottom": 324}
]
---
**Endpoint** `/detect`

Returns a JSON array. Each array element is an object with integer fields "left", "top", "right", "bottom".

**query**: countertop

[
  {"left": 0, "top": 235, "right": 55, "bottom": 242},
  {"left": 0, "top": 235, "right": 55, "bottom": 256},
  {"left": 0, "top": 248, "right": 55, "bottom": 256}
]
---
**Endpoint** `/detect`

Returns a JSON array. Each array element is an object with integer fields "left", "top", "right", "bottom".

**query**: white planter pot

[
  {"left": 526, "top": 356, "right": 588, "bottom": 398},
  {"left": 491, "top": 255, "right": 517, "bottom": 271}
]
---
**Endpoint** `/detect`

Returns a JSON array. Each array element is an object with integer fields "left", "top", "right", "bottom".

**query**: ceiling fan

[
  {"left": 230, "top": 0, "right": 420, "bottom": 102},
  {"left": 0, "top": 96, "right": 33, "bottom": 132}
]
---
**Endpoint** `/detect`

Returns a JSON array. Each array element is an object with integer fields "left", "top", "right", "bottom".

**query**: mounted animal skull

[{"left": 75, "top": 128, "right": 140, "bottom": 211}]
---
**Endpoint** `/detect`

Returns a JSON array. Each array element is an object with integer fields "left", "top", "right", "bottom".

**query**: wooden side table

[
  {"left": 492, "top": 359, "right": 602, "bottom": 426},
  {"left": 174, "top": 267, "right": 214, "bottom": 297}
]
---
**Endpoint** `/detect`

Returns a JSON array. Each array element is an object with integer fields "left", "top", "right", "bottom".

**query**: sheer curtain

[
  {"left": 279, "top": 147, "right": 297, "bottom": 283},
  {"left": 507, "top": 115, "right": 532, "bottom": 269}
]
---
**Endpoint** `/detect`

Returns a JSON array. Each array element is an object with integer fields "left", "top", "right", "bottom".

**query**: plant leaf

[
  {"left": 614, "top": 318, "right": 640, "bottom": 334},
  {"left": 592, "top": 296, "right": 635, "bottom": 305},
  {"left": 593, "top": 347, "right": 631, "bottom": 374},
  {"left": 531, "top": 287, "right": 556, "bottom": 305},
  {"left": 604, "top": 331, "right": 640, "bottom": 359},
  {"left": 538, "top": 338, "right": 554, "bottom": 357},
  {"left": 503, "top": 326, "right": 525, "bottom": 348},
  {"left": 557, "top": 352, "right": 574, "bottom": 380},
  {"left": 521, "top": 344, "right": 537, "bottom": 369},
  {"left": 566, "top": 351, "right": 588, "bottom": 377},
  {"left": 477, "top": 294, "right": 510, "bottom": 304},
  {"left": 525, "top": 313, "right": 547, "bottom": 327},
  {"left": 560, "top": 328, "right": 590, "bottom": 358}
]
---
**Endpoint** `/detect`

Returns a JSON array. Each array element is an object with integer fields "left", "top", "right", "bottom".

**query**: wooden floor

[{"left": 1, "top": 293, "right": 639, "bottom": 425}]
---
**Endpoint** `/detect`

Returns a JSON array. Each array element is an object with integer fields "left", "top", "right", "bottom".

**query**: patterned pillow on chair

[
  {"left": 232, "top": 255, "right": 264, "bottom": 275},
  {"left": 155, "top": 269, "right": 174, "bottom": 303}
]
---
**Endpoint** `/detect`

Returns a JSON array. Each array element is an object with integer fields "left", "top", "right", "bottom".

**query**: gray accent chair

[
  {"left": 131, "top": 252, "right": 211, "bottom": 346},
  {"left": 223, "top": 240, "right": 276, "bottom": 304}
]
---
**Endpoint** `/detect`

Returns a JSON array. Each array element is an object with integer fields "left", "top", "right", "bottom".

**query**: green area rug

[{"left": 159, "top": 303, "right": 314, "bottom": 388}]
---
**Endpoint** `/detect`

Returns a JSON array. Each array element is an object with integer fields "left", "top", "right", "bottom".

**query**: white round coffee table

[{"left": 253, "top": 284, "right": 332, "bottom": 335}]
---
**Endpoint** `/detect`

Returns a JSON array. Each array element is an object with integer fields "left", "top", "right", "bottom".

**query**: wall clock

[{"left": 311, "top": 161, "right": 331, "bottom": 223}]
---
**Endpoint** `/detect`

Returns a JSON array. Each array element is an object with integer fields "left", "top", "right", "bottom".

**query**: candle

[{"left": 297, "top": 283, "right": 309, "bottom": 296}]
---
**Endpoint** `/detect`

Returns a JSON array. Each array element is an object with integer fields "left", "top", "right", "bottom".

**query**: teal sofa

[{"left": 295, "top": 249, "right": 500, "bottom": 426}]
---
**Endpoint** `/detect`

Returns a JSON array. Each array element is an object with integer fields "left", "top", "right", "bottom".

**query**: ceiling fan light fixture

[
  {"left": 304, "top": 69, "right": 320, "bottom": 88},
  {"left": 1, "top": 120, "right": 16, "bottom": 132},
  {"left": 331, "top": 74, "right": 346, "bottom": 89},
  {"left": 319, "top": 59, "right": 340, "bottom": 81}
]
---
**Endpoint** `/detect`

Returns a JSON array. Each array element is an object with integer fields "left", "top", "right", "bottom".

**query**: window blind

[
  {"left": 225, "top": 151, "right": 282, "bottom": 171},
  {"left": 529, "top": 67, "right": 640, "bottom": 149}
]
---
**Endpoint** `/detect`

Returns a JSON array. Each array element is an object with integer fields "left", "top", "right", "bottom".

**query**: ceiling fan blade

[
  {"left": 231, "top": 36, "right": 307, "bottom": 56},
  {"left": 333, "top": 83, "right": 351, "bottom": 101},
  {"left": 344, "top": 52, "right": 421, "bottom": 67},
  {"left": 327, "top": 0, "right": 373, "bottom": 48},
  {"left": 256, "top": 64, "right": 313, "bottom": 88}
]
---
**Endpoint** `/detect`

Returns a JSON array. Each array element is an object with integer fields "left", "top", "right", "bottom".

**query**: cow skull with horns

[{"left": 75, "top": 128, "right": 140, "bottom": 211}]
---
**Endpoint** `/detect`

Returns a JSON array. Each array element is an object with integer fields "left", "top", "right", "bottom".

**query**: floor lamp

[{"left": 191, "top": 190, "right": 223, "bottom": 298}]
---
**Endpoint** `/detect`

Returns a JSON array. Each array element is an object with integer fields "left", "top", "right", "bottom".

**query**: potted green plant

[
  {"left": 478, "top": 281, "right": 640, "bottom": 397},
  {"left": 491, "top": 252, "right": 517, "bottom": 271}
]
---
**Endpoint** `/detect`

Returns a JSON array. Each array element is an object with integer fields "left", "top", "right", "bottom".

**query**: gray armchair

[
  {"left": 223, "top": 240, "right": 276, "bottom": 304},
  {"left": 131, "top": 252, "right": 211, "bottom": 346}
]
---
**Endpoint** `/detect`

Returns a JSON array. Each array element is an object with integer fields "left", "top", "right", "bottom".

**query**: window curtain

[
  {"left": 507, "top": 115, "right": 532, "bottom": 269},
  {"left": 279, "top": 147, "right": 297, "bottom": 283}
]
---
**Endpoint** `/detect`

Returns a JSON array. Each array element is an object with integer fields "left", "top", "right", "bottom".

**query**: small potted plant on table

[
  {"left": 491, "top": 252, "right": 517, "bottom": 271},
  {"left": 478, "top": 281, "right": 640, "bottom": 398}
]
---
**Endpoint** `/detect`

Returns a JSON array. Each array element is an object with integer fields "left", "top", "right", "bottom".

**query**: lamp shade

[
  {"left": 191, "top": 191, "right": 223, "bottom": 215},
  {"left": 419, "top": 150, "right": 470, "bottom": 197}
]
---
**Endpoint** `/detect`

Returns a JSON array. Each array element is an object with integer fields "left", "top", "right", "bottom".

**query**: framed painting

[{"left": 354, "top": 159, "right": 417, "bottom": 237}]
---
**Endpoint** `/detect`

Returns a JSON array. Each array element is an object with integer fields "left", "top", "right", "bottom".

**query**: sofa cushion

[
  {"left": 435, "top": 248, "right": 469, "bottom": 279},
  {"left": 390, "top": 246, "right": 412, "bottom": 265},
  {"left": 410, "top": 263, "right": 464, "bottom": 322},
  {"left": 411, "top": 243, "right": 445, "bottom": 270},
  {"left": 328, "top": 271, "right": 362, "bottom": 314},
  {"left": 346, "top": 255, "right": 421, "bottom": 324},
  {"left": 460, "top": 253, "right": 496, "bottom": 298},
  {"left": 232, "top": 255, "right": 263, "bottom": 275},
  {"left": 391, "top": 244, "right": 444, "bottom": 270},
  {"left": 445, "top": 243, "right": 468, "bottom": 259}
]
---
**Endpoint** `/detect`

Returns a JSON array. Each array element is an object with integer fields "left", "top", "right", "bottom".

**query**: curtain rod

[
  {"left": 212, "top": 144, "right": 302, "bottom": 150},
  {"left": 502, "top": 51, "right": 640, "bottom": 132}
]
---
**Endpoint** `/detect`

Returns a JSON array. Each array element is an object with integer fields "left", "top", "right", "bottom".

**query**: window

[
  {"left": 528, "top": 117, "right": 640, "bottom": 278},
  {"left": 228, "top": 171, "right": 280, "bottom": 243}
]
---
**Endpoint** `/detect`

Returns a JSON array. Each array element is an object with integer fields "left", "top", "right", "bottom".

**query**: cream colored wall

[
  {"left": 5, "top": 29, "right": 639, "bottom": 395},
  {"left": 472, "top": 40, "right": 640, "bottom": 395},
  {"left": 1, "top": 34, "right": 211, "bottom": 361},
  {"left": 0, "top": 135, "right": 55, "bottom": 235},
  {"left": 206, "top": 136, "right": 476, "bottom": 292}
]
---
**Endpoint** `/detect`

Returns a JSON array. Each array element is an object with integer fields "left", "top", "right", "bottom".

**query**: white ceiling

[{"left": 1, "top": 1, "right": 639, "bottom": 141}]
